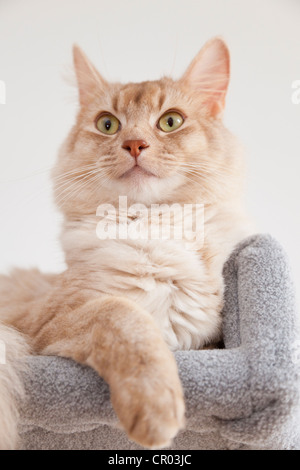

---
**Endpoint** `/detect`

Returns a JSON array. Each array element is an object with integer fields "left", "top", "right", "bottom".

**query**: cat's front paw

[{"left": 111, "top": 369, "right": 185, "bottom": 449}]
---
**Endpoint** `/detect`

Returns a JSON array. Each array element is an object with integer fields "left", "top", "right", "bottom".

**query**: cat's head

[{"left": 53, "top": 37, "right": 243, "bottom": 217}]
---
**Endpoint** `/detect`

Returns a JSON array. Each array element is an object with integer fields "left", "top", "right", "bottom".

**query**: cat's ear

[
  {"left": 180, "top": 37, "right": 230, "bottom": 117},
  {"left": 73, "top": 45, "right": 107, "bottom": 107}
]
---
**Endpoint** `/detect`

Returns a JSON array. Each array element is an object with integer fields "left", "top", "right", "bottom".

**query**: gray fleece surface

[{"left": 19, "top": 234, "right": 300, "bottom": 450}]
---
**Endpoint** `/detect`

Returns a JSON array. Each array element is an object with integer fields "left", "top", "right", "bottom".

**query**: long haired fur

[
  {"left": 0, "top": 323, "right": 28, "bottom": 450},
  {"left": 0, "top": 269, "right": 55, "bottom": 449}
]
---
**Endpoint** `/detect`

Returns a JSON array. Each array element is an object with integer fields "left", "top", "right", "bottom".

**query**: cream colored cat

[{"left": 0, "top": 37, "right": 252, "bottom": 450}]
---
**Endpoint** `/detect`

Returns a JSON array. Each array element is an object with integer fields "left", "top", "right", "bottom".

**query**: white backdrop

[{"left": 0, "top": 0, "right": 299, "bottom": 303}]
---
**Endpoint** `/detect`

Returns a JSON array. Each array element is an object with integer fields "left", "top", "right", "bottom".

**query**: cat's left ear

[
  {"left": 73, "top": 45, "right": 107, "bottom": 107},
  {"left": 180, "top": 37, "right": 230, "bottom": 117}
]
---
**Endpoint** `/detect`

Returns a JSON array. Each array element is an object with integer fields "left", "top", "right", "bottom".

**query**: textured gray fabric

[{"left": 19, "top": 234, "right": 300, "bottom": 450}]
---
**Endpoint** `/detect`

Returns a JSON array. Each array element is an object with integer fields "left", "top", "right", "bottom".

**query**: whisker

[
  {"left": 168, "top": 160, "right": 230, "bottom": 178},
  {"left": 0, "top": 165, "right": 53, "bottom": 184},
  {"left": 58, "top": 172, "right": 109, "bottom": 207},
  {"left": 52, "top": 164, "right": 98, "bottom": 182},
  {"left": 54, "top": 169, "right": 103, "bottom": 202},
  {"left": 174, "top": 167, "right": 225, "bottom": 188},
  {"left": 56, "top": 168, "right": 111, "bottom": 208},
  {"left": 56, "top": 176, "right": 99, "bottom": 207},
  {"left": 53, "top": 168, "right": 100, "bottom": 192}
]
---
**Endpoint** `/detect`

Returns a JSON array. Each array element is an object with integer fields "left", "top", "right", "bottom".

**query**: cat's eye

[
  {"left": 158, "top": 111, "right": 184, "bottom": 133},
  {"left": 96, "top": 113, "right": 120, "bottom": 135}
]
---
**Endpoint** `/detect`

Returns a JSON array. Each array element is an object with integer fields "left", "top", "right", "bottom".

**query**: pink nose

[{"left": 122, "top": 140, "right": 149, "bottom": 158}]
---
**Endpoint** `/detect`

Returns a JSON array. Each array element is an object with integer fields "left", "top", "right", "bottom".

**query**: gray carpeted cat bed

[{"left": 19, "top": 234, "right": 300, "bottom": 450}]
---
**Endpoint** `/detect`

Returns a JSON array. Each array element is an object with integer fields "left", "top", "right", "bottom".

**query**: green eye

[
  {"left": 96, "top": 113, "right": 120, "bottom": 135},
  {"left": 158, "top": 111, "right": 184, "bottom": 133}
]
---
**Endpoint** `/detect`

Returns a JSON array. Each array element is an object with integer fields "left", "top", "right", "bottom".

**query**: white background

[{"left": 0, "top": 0, "right": 299, "bottom": 303}]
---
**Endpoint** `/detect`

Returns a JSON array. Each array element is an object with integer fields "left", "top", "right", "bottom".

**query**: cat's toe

[
  {"left": 129, "top": 389, "right": 185, "bottom": 449},
  {"left": 111, "top": 377, "right": 185, "bottom": 449}
]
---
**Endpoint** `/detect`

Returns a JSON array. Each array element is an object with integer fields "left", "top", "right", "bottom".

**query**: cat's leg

[{"left": 26, "top": 295, "right": 185, "bottom": 449}]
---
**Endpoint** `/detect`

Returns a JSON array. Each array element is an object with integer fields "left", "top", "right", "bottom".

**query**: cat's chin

[{"left": 120, "top": 165, "right": 157, "bottom": 180}]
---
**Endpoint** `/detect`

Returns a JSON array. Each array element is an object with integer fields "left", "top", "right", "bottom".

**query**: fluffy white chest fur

[{"left": 61, "top": 204, "right": 247, "bottom": 351}]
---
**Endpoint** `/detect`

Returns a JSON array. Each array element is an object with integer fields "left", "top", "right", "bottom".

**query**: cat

[{"left": 0, "top": 37, "right": 252, "bottom": 450}]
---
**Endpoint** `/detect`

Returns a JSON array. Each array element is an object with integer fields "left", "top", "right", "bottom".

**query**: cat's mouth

[{"left": 120, "top": 165, "right": 156, "bottom": 179}]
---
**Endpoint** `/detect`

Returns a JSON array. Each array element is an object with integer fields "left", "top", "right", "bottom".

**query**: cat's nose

[{"left": 122, "top": 140, "right": 149, "bottom": 158}]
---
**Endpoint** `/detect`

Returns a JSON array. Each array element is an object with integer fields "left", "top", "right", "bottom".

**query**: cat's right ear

[{"left": 73, "top": 45, "right": 107, "bottom": 107}]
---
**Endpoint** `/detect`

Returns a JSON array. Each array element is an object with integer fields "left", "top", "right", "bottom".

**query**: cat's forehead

[{"left": 110, "top": 79, "right": 181, "bottom": 115}]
